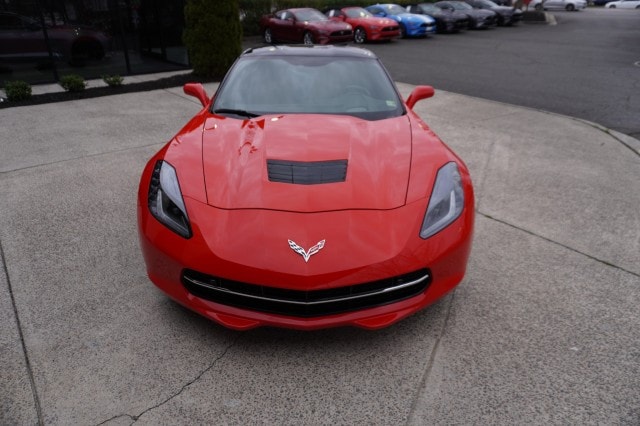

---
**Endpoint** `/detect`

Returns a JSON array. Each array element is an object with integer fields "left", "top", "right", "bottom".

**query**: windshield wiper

[{"left": 212, "top": 108, "right": 259, "bottom": 118}]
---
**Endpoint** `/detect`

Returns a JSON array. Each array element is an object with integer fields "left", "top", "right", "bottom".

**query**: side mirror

[
  {"left": 405, "top": 85, "right": 435, "bottom": 109},
  {"left": 183, "top": 83, "right": 210, "bottom": 107}
]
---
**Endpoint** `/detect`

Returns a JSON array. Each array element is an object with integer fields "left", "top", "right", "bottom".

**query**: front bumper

[
  {"left": 369, "top": 27, "right": 401, "bottom": 41},
  {"left": 138, "top": 192, "right": 474, "bottom": 331}
]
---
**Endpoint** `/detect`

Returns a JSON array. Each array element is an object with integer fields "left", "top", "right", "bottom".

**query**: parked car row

[{"left": 259, "top": 2, "right": 524, "bottom": 46}]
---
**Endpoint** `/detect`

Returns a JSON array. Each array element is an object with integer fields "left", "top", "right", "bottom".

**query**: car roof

[{"left": 241, "top": 45, "right": 378, "bottom": 59}]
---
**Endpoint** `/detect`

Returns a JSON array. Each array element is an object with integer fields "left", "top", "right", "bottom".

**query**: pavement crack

[
  {"left": 0, "top": 239, "right": 44, "bottom": 426},
  {"left": 405, "top": 291, "right": 456, "bottom": 424},
  {"left": 96, "top": 414, "right": 135, "bottom": 425},
  {"left": 477, "top": 211, "right": 640, "bottom": 279},
  {"left": 119, "top": 333, "right": 243, "bottom": 425}
]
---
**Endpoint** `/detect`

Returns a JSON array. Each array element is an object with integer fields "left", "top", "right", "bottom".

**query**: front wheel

[
  {"left": 400, "top": 24, "right": 407, "bottom": 38},
  {"left": 534, "top": 3, "right": 543, "bottom": 10},
  {"left": 608, "top": 4, "right": 616, "bottom": 6},
  {"left": 303, "top": 31, "right": 314, "bottom": 45},
  {"left": 264, "top": 28, "right": 273, "bottom": 44},
  {"left": 565, "top": 3, "right": 575, "bottom": 10},
  {"left": 354, "top": 27, "right": 367, "bottom": 44}
]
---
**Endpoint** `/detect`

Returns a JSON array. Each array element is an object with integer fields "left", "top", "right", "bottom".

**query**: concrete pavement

[{"left": 1, "top": 81, "right": 639, "bottom": 425}]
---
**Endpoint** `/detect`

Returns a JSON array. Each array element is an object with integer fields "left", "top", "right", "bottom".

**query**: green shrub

[
  {"left": 184, "top": 0, "right": 242, "bottom": 78},
  {"left": 4, "top": 80, "right": 32, "bottom": 102},
  {"left": 102, "top": 74, "right": 124, "bottom": 87},
  {"left": 59, "top": 74, "right": 87, "bottom": 92}
]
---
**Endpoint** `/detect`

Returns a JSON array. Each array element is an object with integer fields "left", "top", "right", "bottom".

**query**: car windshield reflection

[{"left": 212, "top": 55, "right": 404, "bottom": 121}]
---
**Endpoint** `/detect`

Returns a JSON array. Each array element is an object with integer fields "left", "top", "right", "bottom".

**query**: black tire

[
  {"left": 400, "top": 24, "right": 407, "bottom": 38},
  {"left": 354, "top": 27, "right": 367, "bottom": 44},
  {"left": 303, "top": 31, "right": 314, "bottom": 45},
  {"left": 264, "top": 28, "right": 273, "bottom": 44},
  {"left": 566, "top": 3, "right": 575, "bottom": 10},
  {"left": 534, "top": 3, "right": 543, "bottom": 10}
]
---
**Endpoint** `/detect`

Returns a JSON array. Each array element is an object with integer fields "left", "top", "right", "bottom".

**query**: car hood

[
  {"left": 491, "top": 5, "right": 516, "bottom": 13},
  {"left": 201, "top": 114, "right": 412, "bottom": 212},
  {"left": 393, "top": 13, "right": 434, "bottom": 23},
  {"left": 467, "top": 8, "right": 497, "bottom": 16},
  {"left": 308, "top": 20, "right": 352, "bottom": 31},
  {"left": 350, "top": 17, "right": 398, "bottom": 27}
]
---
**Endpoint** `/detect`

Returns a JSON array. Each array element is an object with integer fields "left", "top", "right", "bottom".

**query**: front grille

[
  {"left": 267, "top": 159, "right": 347, "bottom": 185},
  {"left": 182, "top": 269, "right": 431, "bottom": 318},
  {"left": 331, "top": 30, "right": 353, "bottom": 36},
  {"left": 383, "top": 26, "right": 399, "bottom": 32}
]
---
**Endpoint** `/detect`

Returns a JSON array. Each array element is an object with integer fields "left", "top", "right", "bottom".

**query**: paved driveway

[{"left": 1, "top": 84, "right": 639, "bottom": 425}]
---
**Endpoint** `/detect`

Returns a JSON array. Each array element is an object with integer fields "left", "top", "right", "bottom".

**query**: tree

[{"left": 183, "top": 0, "right": 242, "bottom": 78}]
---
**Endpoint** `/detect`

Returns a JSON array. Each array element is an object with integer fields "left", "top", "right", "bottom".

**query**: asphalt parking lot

[{"left": 2, "top": 78, "right": 640, "bottom": 423}]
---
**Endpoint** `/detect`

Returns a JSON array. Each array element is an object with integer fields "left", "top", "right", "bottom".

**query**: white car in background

[
  {"left": 530, "top": 0, "right": 587, "bottom": 10},
  {"left": 605, "top": 0, "right": 640, "bottom": 8}
]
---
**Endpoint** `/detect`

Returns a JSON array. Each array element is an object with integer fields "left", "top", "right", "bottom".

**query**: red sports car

[
  {"left": 326, "top": 7, "right": 401, "bottom": 43},
  {"left": 138, "top": 46, "right": 475, "bottom": 331},
  {"left": 259, "top": 8, "right": 353, "bottom": 45}
]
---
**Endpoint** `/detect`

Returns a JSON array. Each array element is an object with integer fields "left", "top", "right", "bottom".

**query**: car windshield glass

[
  {"left": 212, "top": 54, "right": 404, "bottom": 121},
  {"left": 451, "top": 2, "right": 473, "bottom": 9},
  {"left": 293, "top": 9, "right": 328, "bottom": 21},
  {"left": 420, "top": 4, "right": 441, "bottom": 12},
  {"left": 479, "top": 0, "right": 499, "bottom": 6},
  {"left": 384, "top": 4, "right": 408, "bottom": 14},
  {"left": 345, "top": 7, "right": 373, "bottom": 18}
]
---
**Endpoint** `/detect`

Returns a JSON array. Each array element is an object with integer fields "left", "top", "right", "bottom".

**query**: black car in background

[
  {"left": 462, "top": 0, "right": 522, "bottom": 26},
  {"left": 406, "top": 3, "right": 469, "bottom": 33},
  {"left": 434, "top": 1, "right": 497, "bottom": 29}
]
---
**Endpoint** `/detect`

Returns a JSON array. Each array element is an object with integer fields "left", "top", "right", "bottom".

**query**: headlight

[
  {"left": 148, "top": 160, "right": 192, "bottom": 238},
  {"left": 420, "top": 162, "right": 464, "bottom": 239}
]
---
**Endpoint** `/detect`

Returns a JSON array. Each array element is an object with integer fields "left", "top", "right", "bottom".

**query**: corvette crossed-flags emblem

[{"left": 288, "top": 239, "right": 325, "bottom": 263}]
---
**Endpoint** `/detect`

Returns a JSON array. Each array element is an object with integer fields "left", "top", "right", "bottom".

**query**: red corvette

[
  {"left": 326, "top": 7, "right": 401, "bottom": 43},
  {"left": 138, "top": 46, "right": 475, "bottom": 331},
  {"left": 260, "top": 8, "right": 353, "bottom": 45}
]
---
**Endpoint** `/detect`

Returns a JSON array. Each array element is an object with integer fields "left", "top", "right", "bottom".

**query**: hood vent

[{"left": 267, "top": 159, "right": 347, "bottom": 185}]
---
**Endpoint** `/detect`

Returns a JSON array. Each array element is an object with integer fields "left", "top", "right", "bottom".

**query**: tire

[
  {"left": 354, "top": 27, "right": 367, "bottom": 44},
  {"left": 609, "top": 4, "right": 616, "bottom": 6},
  {"left": 400, "top": 24, "right": 407, "bottom": 38},
  {"left": 566, "top": 3, "right": 575, "bottom": 10},
  {"left": 303, "top": 31, "right": 314, "bottom": 46},
  {"left": 263, "top": 28, "right": 273, "bottom": 44},
  {"left": 534, "top": 3, "right": 543, "bottom": 10}
]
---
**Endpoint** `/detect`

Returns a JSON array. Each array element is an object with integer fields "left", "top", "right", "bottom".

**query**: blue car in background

[{"left": 366, "top": 4, "right": 436, "bottom": 38}]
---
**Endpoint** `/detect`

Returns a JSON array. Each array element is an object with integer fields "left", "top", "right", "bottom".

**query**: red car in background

[
  {"left": 260, "top": 8, "right": 353, "bottom": 45},
  {"left": 326, "top": 7, "right": 400, "bottom": 44}
]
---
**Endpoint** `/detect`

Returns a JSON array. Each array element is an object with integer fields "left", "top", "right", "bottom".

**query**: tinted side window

[{"left": 0, "top": 14, "right": 23, "bottom": 30}]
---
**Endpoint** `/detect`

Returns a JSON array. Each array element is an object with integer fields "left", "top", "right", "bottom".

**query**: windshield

[
  {"left": 344, "top": 7, "right": 373, "bottom": 18},
  {"left": 479, "top": 0, "right": 499, "bottom": 6},
  {"left": 212, "top": 54, "right": 404, "bottom": 121},
  {"left": 293, "top": 9, "right": 328, "bottom": 21},
  {"left": 419, "top": 3, "right": 442, "bottom": 12},
  {"left": 384, "top": 4, "right": 408, "bottom": 14},
  {"left": 451, "top": 2, "right": 473, "bottom": 10}
]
